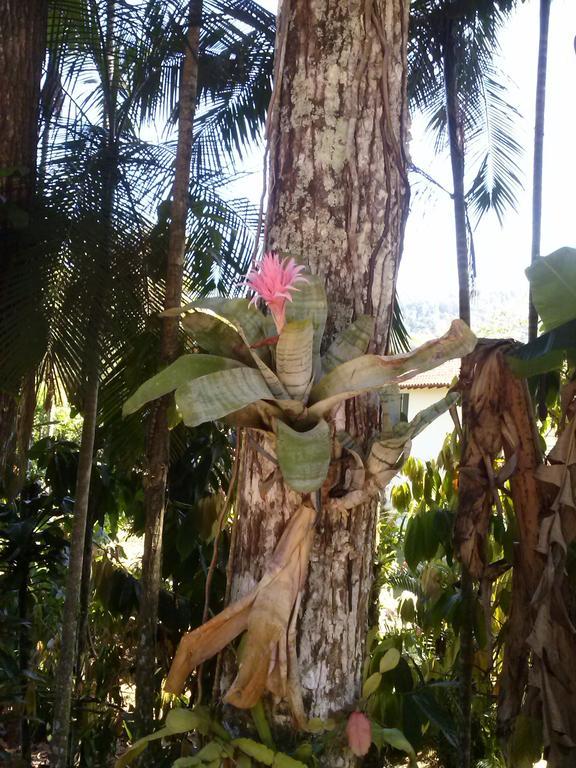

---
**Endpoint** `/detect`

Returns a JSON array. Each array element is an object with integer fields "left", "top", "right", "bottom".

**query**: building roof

[{"left": 399, "top": 358, "right": 461, "bottom": 390}]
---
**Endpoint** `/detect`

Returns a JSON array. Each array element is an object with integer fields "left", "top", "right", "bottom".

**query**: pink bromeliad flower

[{"left": 245, "top": 252, "right": 308, "bottom": 333}]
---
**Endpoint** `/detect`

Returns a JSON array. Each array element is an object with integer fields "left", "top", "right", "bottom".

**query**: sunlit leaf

[{"left": 123, "top": 354, "right": 245, "bottom": 416}]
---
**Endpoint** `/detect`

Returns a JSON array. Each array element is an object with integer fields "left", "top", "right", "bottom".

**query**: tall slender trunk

[
  {"left": 51, "top": 4, "right": 119, "bottom": 761},
  {"left": 528, "top": 0, "right": 551, "bottom": 342},
  {"left": 443, "top": 20, "right": 470, "bottom": 328},
  {"left": 9, "top": 370, "right": 38, "bottom": 499},
  {"left": 75, "top": 502, "right": 97, "bottom": 694},
  {"left": 0, "top": 0, "right": 48, "bottom": 486},
  {"left": 50, "top": 358, "right": 100, "bottom": 768},
  {"left": 444, "top": 21, "right": 474, "bottom": 767},
  {"left": 134, "top": 0, "right": 202, "bottom": 741},
  {"left": 225, "top": 1, "right": 410, "bottom": 765},
  {"left": 18, "top": 560, "right": 32, "bottom": 766}
]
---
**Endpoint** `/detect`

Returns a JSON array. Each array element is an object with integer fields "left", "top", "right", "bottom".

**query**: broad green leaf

[
  {"left": 236, "top": 757, "right": 253, "bottom": 768},
  {"left": 165, "top": 297, "right": 265, "bottom": 344},
  {"left": 165, "top": 707, "right": 211, "bottom": 734},
  {"left": 408, "top": 689, "right": 458, "bottom": 747},
  {"left": 309, "top": 320, "right": 475, "bottom": 417},
  {"left": 115, "top": 727, "right": 171, "bottom": 767},
  {"left": 233, "top": 738, "right": 275, "bottom": 765},
  {"left": 275, "top": 419, "right": 331, "bottom": 492},
  {"left": 172, "top": 758, "right": 201, "bottom": 767},
  {"left": 322, "top": 315, "right": 374, "bottom": 373},
  {"left": 379, "top": 647, "right": 401, "bottom": 673},
  {"left": 182, "top": 311, "right": 254, "bottom": 365},
  {"left": 276, "top": 320, "right": 314, "bottom": 400},
  {"left": 123, "top": 355, "right": 245, "bottom": 416},
  {"left": 506, "top": 318, "right": 576, "bottom": 377},
  {"left": 272, "top": 754, "right": 308, "bottom": 768},
  {"left": 194, "top": 742, "right": 224, "bottom": 761},
  {"left": 285, "top": 275, "right": 327, "bottom": 366},
  {"left": 175, "top": 367, "right": 273, "bottom": 427},
  {"left": 362, "top": 671, "right": 382, "bottom": 698},
  {"left": 526, "top": 247, "right": 576, "bottom": 331},
  {"left": 378, "top": 727, "right": 416, "bottom": 764}
]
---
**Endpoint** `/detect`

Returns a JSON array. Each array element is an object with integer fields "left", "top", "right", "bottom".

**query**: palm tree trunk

[
  {"left": 223, "top": 1, "right": 410, "bottom": 764},
  {"left": 443, "top": 19, "right": 470, "bottom": 328},
  {"left": 50, "top": 358, "right": 100, "bottom": 768},
  {"left": 444, "top": 21, "right": 474, "bottom": 768},
  {"left": 134, "top": 0, "right": 202, "bottom": 741},
  {"left": 528, "top": 0, "right": 551, "bottom": 342}
]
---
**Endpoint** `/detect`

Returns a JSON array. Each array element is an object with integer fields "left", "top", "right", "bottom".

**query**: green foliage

[{"left": 507, "top": 247, "right": 576, "bottom": 377}]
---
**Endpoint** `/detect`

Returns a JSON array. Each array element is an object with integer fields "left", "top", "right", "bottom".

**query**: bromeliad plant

[{"left": 123, "top": 253, "right": 476, "bottom": 724}]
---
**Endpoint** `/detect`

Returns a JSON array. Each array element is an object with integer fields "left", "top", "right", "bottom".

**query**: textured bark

[
  {"left": 443, "top": 20, "right": 470, "bottom": 328},
  {"left": 227, "top": 0, "right": 410, "bottom": 761},
  {"left": 528, "top": 0, "right": 551, "bottom": 342},
  {"left": 50, "top": 363, "right": 100, "bottom": 768},
  {"left": 134, "top": 0, "right": 202, "bottom": 743},
  {"left": 0, "top": 0, "right": 47, "bottom": 485}
]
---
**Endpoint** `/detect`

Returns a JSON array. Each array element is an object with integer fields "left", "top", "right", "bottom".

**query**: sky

[{"left": 229, "top": 0, "right": 576, "bottom": 311}]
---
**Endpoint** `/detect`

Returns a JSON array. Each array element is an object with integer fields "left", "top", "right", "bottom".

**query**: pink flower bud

[{"left": 346, "top": 711, "right": 372, "bottom": 756}]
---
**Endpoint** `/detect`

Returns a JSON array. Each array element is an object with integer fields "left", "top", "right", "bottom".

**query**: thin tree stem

[
  {"left": 528, "top": 0, "right": 552, "bottom": 342},
  {"left": 50, "top": 361, "right": 99, "bottom": 768},
  {"left": 134, "top": 0, "right": 202, "bottom": 744},
  {"left": 444, "top": 19, "right": 470, "bottom": 328}
]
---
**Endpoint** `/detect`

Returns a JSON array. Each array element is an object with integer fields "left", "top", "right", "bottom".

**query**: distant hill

[{"left": 400, "top": 288, "right": 529, "bottom": 346}]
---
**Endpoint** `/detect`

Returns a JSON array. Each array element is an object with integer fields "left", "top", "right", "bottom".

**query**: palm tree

[
  {"left": 408, "top": 0, "right": 523, "bottom": 327},
  {"left": 528, "top": 0, "right": 552, "bottom": 342},
  {"left": 134, "top": 0, "right": 204, "bottom": 741}
]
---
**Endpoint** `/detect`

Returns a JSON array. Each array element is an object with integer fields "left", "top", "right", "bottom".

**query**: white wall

[{"left": 404, "top": 387, "right": 455, "bottom": 461}]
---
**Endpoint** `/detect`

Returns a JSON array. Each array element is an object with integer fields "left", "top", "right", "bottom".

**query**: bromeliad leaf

[
  {"left": 165, "top": 297, "right": 266, "bottom": 345},
  {"left": 526, "top": 247, "right": 576, "bottom": 331},
  {"left": 275, "top": 419, "right": 331, "bottom": 493},
  {"left": 285, "top": 274, "right": 327, "bottom": 369},
  {"left": 309, "top": 320, "right": 475, "bottom": 418},
  {"left": 175, "top": 367, "right": 273, "bottom": 427},
  {"left": 276, "top": 320, "right": 314, "bottom": 400},
  {"left": 122, "top": 354, "right": 245, "bottom": 416},
  {"left": 182, "top": 311, "right": 254, "bottom": 365},
  {"left": 322, "top": 315, "right": 374, "bottom": 373}
]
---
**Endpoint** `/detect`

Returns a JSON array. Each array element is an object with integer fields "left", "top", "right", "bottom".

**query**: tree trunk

[
  {"left": 18, "top": 559, "right": 32, "bottom": 767},
  {"left": 528, "top": 0, "right": 551, "bottom": 342},
  {"left": 134, "top": 0, "right": 202, "bottom": 742},
  {"left": 50, "top": 362, "right": 100, "bottom": 768},
  {"left": 0, "top": 0, "right": 48, "bottom": 485},
  {"left": 443, "top": 20, "right": 470, "bottom": 328},
  {"left": 227, "top": 0, "right": 410, "bottom": 763}
]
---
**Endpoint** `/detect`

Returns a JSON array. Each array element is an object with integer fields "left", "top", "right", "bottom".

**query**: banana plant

[
  {"left": 122, "top": 253, "right": 476, "bottom": 721},
  {"left": 124, "top": 254, "right": 476, "bottom": 496}
]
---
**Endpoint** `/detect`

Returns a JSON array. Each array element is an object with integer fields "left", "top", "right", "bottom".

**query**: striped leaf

[
  {"left": 175, "top": 367, "right": 273, "bottom": 427},
  {"left": 165, "top": 297, "right": 265, "bottom": 345},
  {"left": 276, "top": 320, "right": 314, "bottom": 400},
  {"left": 182, "top": 311, "right": 254, "bottom": 365},
  {"left": 308, "top": 320, "right": 475, "bottom": 418},
  {"left": 275, "top": 419, "right": 331, "bottom": 492},
  {"left": 285, "top": 275, "right": 327, "bottom": 373},
  {"left": 123, "top": 354, "right": 245, "bottom": 416},
  {"left": 322, "top": 315, "right": 374, "bottom": 373}
]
